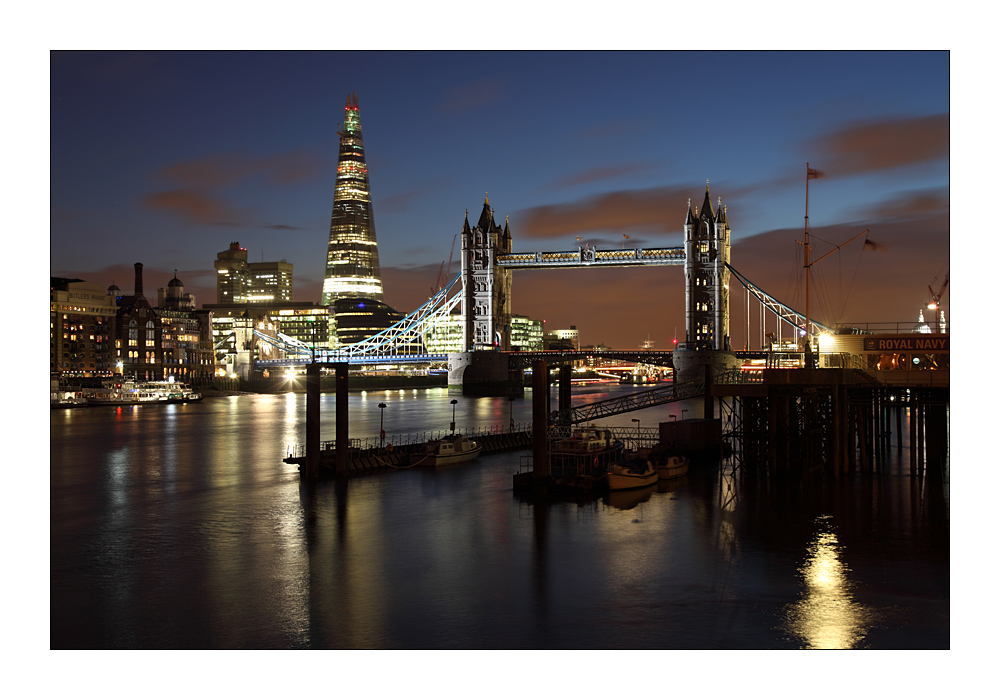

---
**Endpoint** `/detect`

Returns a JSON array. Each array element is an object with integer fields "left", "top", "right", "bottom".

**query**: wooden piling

[
  {"left": 896, "top": 399, "right": 903, "bottom": 451},
  {"left": 558, "top": 364, "right": 572, "bottom": 422},
  {"left": 335, "top": 362, "right": 349, "bottom": 477},
  {"left": 305, "top": 362, "right": 320, "bottom": 481},
  {"left": 532, "top": 359, "right": 549, "bottom": 480}
]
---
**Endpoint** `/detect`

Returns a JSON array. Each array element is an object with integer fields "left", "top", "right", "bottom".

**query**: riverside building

[{"left": 50, "top": 277, "right": 119, "bottom": 377}]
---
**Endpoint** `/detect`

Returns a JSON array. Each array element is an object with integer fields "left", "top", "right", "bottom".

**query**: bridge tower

[
  {"left": 461, "top": 195, "right": 512, "bottom": 352},
  {"left": 674, "top": 183, "right": 740, "bottom": 383},
  {"left": 448, "top": 196, "right": 515, "bottom": 395}
]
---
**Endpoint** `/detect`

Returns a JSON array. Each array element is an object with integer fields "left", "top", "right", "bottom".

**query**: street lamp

[
  {"left": 669, "top": 414, "right": 677, "bottom": 422},
  {"left": 631, "top": 418, "right": 640, "bottom": 449},
  {"left": 508, "top": 396, "right": 516, "bottom": 432},
  {"left": 681, "top": 409, "right": 688, "bottom": 421},
  {"left": 378, "top": 402, "right": 387, "bottom": 448},
  {"left": 450, "top": 399, "right": 458, "bottom": 434}
]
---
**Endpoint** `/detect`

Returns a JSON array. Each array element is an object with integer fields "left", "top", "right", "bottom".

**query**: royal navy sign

[{"left": 863, "top": 335, "right": 949, "bottom": 352}]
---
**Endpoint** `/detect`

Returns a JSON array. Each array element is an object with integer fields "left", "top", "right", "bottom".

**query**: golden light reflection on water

[{"left": 783, "top": 515, "right": 871, "bottom": 649}]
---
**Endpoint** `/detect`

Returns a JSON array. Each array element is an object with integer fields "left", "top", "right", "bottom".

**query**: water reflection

[{"left": 783, "top": 515, "right": 871, "bottom": 649}]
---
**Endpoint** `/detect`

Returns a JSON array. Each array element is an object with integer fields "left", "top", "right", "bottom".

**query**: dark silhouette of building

[{"left": 113, "top": 263, "right": 164, "bottom": 380}]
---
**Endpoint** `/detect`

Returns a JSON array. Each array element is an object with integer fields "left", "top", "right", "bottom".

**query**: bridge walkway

[{"left": 552, "top": 377, "right": 706, "bottom": 425}]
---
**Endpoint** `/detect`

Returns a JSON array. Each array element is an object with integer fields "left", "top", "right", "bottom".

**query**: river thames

[{"left": 50, "top": 383, "right": 948, "bottom": 649}]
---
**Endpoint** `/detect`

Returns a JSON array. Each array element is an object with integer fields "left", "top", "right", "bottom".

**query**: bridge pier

[
  {"left": 447, "top": 350, "right": 523, "bottom": 397},
  {"left": 673, "top": 349, "right": 740, "bottom": 385}
]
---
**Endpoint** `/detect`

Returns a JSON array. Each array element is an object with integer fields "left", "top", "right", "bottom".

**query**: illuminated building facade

[
  {"left": 321, "top": 93, "right": 384, "bottom": 305},
  {"left": 215, "top": 242, "right": 248, "bottom": 303},
  {"left": 683, "top": 184, "right": 731, "bottom": 351},
  {"left": 544, "top": 326, "right": 579, "bottom": 351},
  {"left": 158, "top": 274, "right": 215, "bottom": 382},
  {"left": 461, "top": 196, "right": 512, "bottom": 351},
  {"left": 215, "top": 242, "right": 294, "bottom": 305},
  {"left": 205, "top": 301, "right": 333, "bottom": 368},
  {"left": 425, "top": 313, "right": 542, "bottom": 354},
  {"left": 247, "top": 260, "right": 293, "bottom": 304},
  {"left": 50, "top": 277, "right": 119, "bottom": 377}
]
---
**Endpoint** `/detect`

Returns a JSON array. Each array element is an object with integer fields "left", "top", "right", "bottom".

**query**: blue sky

[{"left": 49, "top": 50, "right": 949, "bottom": 348}]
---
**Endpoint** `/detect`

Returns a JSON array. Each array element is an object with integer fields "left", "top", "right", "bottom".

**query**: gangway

[{"left": 552, "top": 377, "right": 706, "bottom": 425}]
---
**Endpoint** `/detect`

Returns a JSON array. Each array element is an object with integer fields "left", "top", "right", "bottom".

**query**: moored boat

[
  {"left": 409, "top": 434, "right": 482, "bottom": 467},
  {"left": 84, "top": 380, "right": 202, "bottom": 406},
  {"left": 606, "top": 457, "right": 658, "bottom": 490},
  {"left": 550, "top": 426, "right": 625, "bottom": 477},
  {"left": 655, "top": 454, "right": 690, "bottom": 480}
]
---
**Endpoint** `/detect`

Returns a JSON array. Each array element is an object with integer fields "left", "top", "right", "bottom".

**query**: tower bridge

[{"left": 248, "top": 186, "right": 839, "bottom": 394}]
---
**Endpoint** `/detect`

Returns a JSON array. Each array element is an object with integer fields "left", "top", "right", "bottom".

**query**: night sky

[{"left": 49, "top": 50, "right": 949, "bottom": 349}]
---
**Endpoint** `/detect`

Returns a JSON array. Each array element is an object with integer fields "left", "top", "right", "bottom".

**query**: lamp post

[
  {"left": 378, "top": 402, "right": 387, "bottom": 448},
  {"left": 450, "top": 399, "right": 458, "bottom": 434},
  {"left": 631, "top": 418, "right": 640, "bottom": 450},
  {"left": 508, "top": 396, "right": 515, "bottom": 433},
  {"left": 669, "top": 414, "right": 677, "bottom": 422},
  {"left": 681, "top": 409, "right": 688, "bottom": 421}
]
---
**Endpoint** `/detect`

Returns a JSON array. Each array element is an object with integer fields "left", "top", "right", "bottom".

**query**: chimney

[{"left": 134, "top": 262, "right": 144, "bottom": 298}]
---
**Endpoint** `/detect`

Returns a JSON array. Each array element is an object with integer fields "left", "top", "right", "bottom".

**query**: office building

[
  {"left": 321, "top": 93, "right": 384, "bottom": 304},
  {"left": 214, "top": 242, "right": 294, "bottom": 305},
  {"left": 247, "top": 260, "right": 293, "bottom": 303}
]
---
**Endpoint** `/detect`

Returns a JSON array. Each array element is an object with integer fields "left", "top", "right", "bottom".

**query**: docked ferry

[{"left": 85, "top": 380, "right": 202, "bottom": 406}]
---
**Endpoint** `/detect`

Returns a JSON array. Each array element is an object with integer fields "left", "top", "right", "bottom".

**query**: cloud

[
  {"left": 810, "top": 114, "right": 948, "bottom": 176},
  {"left": 142, "top": 189, "right": 245, "bottom": 226},
  {"left": 515, "top": 186, "right": 697, "bottom": 240},
  {"left": 263, "top": 223, "right": 303, "bottom": 231},
  {"left": 548, "top": 162, "right": 657, "bottom": 189},
  {"left": 857, "top": 187, "right": 949, "bottom": 222},
  {"left": 156, "top": 150, "right": 321, "bottom": 189},
  {"left": 143, "top": 150, "right": 321, "bottom": 227}
]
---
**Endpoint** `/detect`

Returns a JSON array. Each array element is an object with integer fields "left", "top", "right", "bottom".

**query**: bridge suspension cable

[{"left": 725, "top": 263, "right": 835, "bottom": 338}]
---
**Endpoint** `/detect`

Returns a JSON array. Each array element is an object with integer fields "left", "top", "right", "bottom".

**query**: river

[{"left": 50, "top": 382, "right": 949, "bottom": 649}]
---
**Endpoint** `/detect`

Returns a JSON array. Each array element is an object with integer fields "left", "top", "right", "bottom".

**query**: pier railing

[
  {"left": 286, "top": 421, "right": 665, "bottom": 460},
  {"left": 287, "top": 422, "right": 535, "bottom": 459}
]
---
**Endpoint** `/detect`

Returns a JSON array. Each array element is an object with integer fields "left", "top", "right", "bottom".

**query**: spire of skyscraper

[{"left": 321, "top": 93, "right": 384, "bottom": 305}]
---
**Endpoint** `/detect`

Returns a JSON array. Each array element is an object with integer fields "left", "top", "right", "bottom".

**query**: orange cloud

[
  {"left": 812, "top": 114, "right": 948, "bottom": 176},
  {"left": 156, "top": 150, "right": 321, "bottom": 188},
  {"left": 516, "top": 186, "right": 696, "bottom": 240},
  {"left": 142, "top": 189, "right": 243, "bottom": 226}
]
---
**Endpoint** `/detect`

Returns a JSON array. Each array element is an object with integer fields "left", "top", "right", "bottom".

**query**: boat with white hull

[
  {"left": 85, "top": 380, "right": 202, "bottom": 406},
  {"left": 409, "top": 434, "right": 482, "bottom": 467}
]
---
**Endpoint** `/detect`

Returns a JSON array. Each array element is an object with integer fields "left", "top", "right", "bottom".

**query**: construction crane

[
  {"left": 432, "top": 234, "right": 458, "bottom": 295},
  {"left": 927, "top": 271, "right": 948, "bottom": 334}
]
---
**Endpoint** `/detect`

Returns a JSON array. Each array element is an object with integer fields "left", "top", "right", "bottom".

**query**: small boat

[
  {"left": 409, "top": 434, "right": 482, "bottom": 467},
  {"left": 550, "top": 426, "right": 625, "bottom": 477},
  {"left": 51, "top": 392, "right": 87, "bottom": 408},
  {"left": 655, "top": 454, "right": 690, "bottom": 480},
  {"left": 606, "top": 457, "right": 658, "bottom": 490}
]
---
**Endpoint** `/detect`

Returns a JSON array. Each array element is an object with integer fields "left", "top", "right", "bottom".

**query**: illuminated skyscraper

[{"left": 321, "top": 93, "right": 384, "bottom": 305}]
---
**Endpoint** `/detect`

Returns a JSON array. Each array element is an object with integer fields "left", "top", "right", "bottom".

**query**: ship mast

[{"left": 804, "top": 163, "right": 814, "bottom": 363}]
